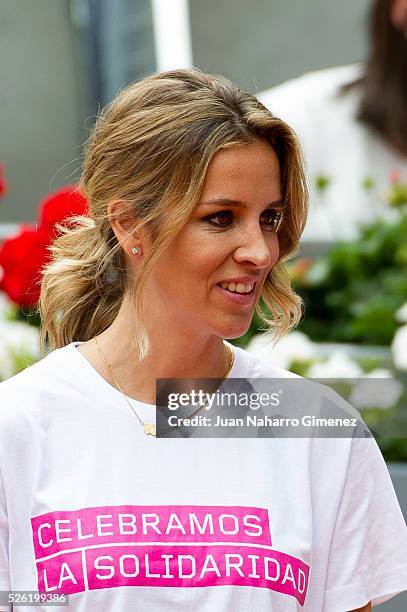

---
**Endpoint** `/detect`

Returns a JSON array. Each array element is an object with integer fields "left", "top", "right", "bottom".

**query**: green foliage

[
  {"left": 293, "top": 213, "right": 407, "bottom": 345},
  {"left": 315, "top": 174, "right": 331, "bottom": 192},
  {"left": 361, "top": 176, "right": 375, "bottom": 191},
  {"left": 288, "top": 359, "right": 315, "bottom": 377},
  {"left": 8, "top": 349, "right": 38, "bottom": 376},
  {"left": 371, "top": 379, "right": 407, "bottom": 462},
  {"left": 388, "top": 182, "right": 407, "bottom": 208},
  {"left": 13, "top": 306, "right": 41, "bottom": 327},
  {"left": 377, "top": 437, "right": 407, "bottom": 462}
]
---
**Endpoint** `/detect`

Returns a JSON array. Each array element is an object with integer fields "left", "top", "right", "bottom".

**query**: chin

[{"left": 217, "top": 320, "right": 252, "bottom": 341}]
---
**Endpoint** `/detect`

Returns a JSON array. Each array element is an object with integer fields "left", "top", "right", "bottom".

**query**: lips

[{"left": 215, "top": 283, "right": 257, "bottom": 306}]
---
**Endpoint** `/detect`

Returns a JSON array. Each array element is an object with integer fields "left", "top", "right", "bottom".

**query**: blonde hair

[{"left": 39, "top": 68, "right": 308, "bottom": 358}]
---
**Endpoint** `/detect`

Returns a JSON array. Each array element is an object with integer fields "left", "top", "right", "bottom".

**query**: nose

[{"left": 233, "top": 225, "right": 279, "bottom": 269}]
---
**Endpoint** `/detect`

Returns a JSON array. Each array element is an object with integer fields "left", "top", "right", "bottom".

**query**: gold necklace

[{"left": 94, "top": 336, "right": 235, "bottom": 437}]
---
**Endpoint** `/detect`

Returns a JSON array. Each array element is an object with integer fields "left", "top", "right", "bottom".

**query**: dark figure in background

[{"left": 260, "top": 0, "right": 407, "bottom": 241}]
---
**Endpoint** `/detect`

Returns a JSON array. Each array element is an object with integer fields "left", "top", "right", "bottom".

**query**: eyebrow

[{"left": 197, "top": 198, "right": 285, "bottom": 209}]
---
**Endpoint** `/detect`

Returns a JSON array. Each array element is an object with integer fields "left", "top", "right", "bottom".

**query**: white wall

[
  {"left": 0, "top": 0, "right": 371, "bottom": 227},
  {"left": 190, "top": 0, "right": 370, "bottom": 93},
  {"left": 0, "top": 0, "right": 84, "bottom": 225}
]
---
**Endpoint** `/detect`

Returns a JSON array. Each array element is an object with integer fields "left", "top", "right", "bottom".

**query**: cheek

[{"left": 176, "top": 234, "right": 227, "bottom": 278}]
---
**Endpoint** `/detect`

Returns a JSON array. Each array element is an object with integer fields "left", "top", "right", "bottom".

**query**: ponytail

[{"left": 39, "top": 216, "right": 127, "bottom": 356}]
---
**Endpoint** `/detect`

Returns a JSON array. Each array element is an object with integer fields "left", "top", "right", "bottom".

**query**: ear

[
  {"left": 107, "top": 200, "right": 145, "bottom": 256},
  {"left": 390, "top": 0, "right": 407, "bottom": 29}
]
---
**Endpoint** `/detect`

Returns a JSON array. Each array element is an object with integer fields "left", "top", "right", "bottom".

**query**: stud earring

[{"left": 131, "top": 247, "right": 139, "bottom": 255}]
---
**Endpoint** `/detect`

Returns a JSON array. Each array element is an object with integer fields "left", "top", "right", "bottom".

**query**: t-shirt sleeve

[
  {"left": 0, "top": 463, "right": 11, "bottom": 612},
  {"left": 324, "top": 436, "right": 407, "bottom": 611},
  {"left": 0, "top": 464, "right": 9, "bottom": 588}
]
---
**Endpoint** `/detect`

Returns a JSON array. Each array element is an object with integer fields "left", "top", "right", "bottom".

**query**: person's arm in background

[{"left": 352, "top": 603, "right": 371, "bottom": 611}]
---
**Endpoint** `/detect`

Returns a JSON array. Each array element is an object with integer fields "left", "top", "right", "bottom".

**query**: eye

[
  {"left": 260, "top": 209, "right": 283, "bottom": 231},
  {"left": 205, "top": 211, "right": 233, "bottom": 227}
]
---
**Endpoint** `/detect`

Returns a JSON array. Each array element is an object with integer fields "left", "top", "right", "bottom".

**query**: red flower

[
  {"left": 0, "top": 226, "right": 48, "bottom": 306},
  {"left": 0, "top": 164, "right": 7, "bottom": 198},
  {"left": 389, "top": 169, "right": 401, "bottom": 185},
  {"left": 38, "top": 186, "right": 88, "bottom": 241},
  {"left": 0, "top": 185, "right": 89, "bottom": 307}
]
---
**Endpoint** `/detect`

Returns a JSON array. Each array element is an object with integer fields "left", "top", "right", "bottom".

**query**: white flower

[
  {"left": 246, "top": 331, "right": 316, "bottom": 369},
  {"left": 391, "top": 324, "right": 407, "bottom": 371},
  {"left": 0, "top": 320, "right": 40, "bottom": 380},
  {"left": 349, "top": 370, "right": 402, "bottom": 410},
  {"left": 395, "top": 302, "right": 407, "bottom": 324},
  {"left": 365, "top": 368, "right": 393, "bottom": 378},
  {"left": 307, "top": 350, "right": 363, "bottom": 378}
]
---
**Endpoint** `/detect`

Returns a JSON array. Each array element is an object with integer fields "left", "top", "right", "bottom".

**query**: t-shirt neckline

[{"left": 66, "top": 340, "right": 246, "bottom": 412}]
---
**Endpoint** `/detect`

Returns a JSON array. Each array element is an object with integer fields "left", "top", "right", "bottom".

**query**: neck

[{"left": 89, "top": 294, "right": 232, "bottom": 404}]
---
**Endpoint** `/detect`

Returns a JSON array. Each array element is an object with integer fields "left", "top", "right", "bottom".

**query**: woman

[{"left": 0, "top": 68, "right": 406, "bottom": 611}]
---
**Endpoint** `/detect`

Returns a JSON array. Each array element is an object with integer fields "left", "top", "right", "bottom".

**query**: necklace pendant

[{"left": 143, "top": 422, "right": 156, "bottom": 437}]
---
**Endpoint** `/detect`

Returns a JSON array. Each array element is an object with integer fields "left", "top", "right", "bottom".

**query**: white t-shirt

[
  {"left": 0, "top": 341, "right": 407, "bottom": 611},
  {"left": 258, "top": 65, "right": 406, "bottom": 241}
]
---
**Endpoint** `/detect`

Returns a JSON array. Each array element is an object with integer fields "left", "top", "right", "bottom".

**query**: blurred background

[
  {"left": 0, "top": 0, "right": 371, "bottom": 229},
  {"left": 0, "top": 2, "right": 406, "bottom": 607}
]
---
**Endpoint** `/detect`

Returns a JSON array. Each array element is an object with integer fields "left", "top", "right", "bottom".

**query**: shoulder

[
  {"left": 228, "top": 341, "right": 299, "bottom": 380},
  {"left": 259, "top": 63, "right": 363, "bottom": 107},
  {"left": 257, "top": 64, "right": 363, "bottom": 133},
  {"left": 235, "top": 342, "right": 368, "bottom": 427}
]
